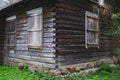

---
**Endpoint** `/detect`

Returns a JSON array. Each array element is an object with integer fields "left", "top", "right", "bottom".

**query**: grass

[
  {"left": 0, "top": 65, "right": 60, "bottom": 80},
  {"left": 0, "top": 64, "right": 120, "bottom": 80}
]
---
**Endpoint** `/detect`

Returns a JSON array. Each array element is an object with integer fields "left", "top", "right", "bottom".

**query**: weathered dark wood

[
  {"left": 2, "top": 0, "right": 57, "bottom": 68},
  {"left": 55, "top": 0, "right": 120, "bottom": 66},
  {"left": 0, "top": 16, "right": 5, "bottom": 65},
  {"left": 0, "top": 0, "right": 119, "bottom": 68}
]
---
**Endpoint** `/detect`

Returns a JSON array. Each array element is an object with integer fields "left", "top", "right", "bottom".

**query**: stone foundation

[
  {"left": 48, "top": 56, "right": 120, "bottom": 77},
  {"left": 4, "top": 56, "right": 120, "bottom": 77}
]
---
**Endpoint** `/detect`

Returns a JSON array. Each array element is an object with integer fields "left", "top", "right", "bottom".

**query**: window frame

[
  {"left": 85, "top": 11, "right": 99, "bottom": 49},
  {"left": 6, "top": 15, "right": 17, "bottom": 49},
  {"left": 26, "top": 7, "right": 43, "bottom": 50}
]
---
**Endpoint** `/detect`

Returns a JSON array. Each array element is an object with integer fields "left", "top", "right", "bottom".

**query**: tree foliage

[{"left": 109, "top": 13, "right": 120, "bottom": 37}]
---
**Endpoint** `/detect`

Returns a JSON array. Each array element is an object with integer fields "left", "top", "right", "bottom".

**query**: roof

[{"left": 0, "top": 0, "right": 57, "bottom": 15}]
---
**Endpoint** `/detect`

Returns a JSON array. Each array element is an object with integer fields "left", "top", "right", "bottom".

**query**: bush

[
  {"left": 98, "top": 64, "right": 117, "bottom": 73},
  {"left": 109, "top": 13, "right": 120, "bottom": 37},
  {"left": 113, "top": 48, "right": 120, "bottom": 57}
]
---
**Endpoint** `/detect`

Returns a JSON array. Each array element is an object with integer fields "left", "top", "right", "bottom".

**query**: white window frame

[
  {"left": 6, "top": 15, "right": 16, "bottom": 49},
  {"left": 85, "top": 11, "right": 99, "bottom": 48},
  {"left": 27, "top": 7, "right": 43, "bottom": 49}
]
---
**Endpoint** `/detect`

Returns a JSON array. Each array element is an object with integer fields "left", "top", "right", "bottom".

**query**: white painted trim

[
  {"left": 27, "top": 7, "right": 42, "bottom": 15},
  {"left": 6, "top": 15, "right": 16, "bottom": 21}
]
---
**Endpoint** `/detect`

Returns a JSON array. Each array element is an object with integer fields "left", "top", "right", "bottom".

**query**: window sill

[
  {"left": 28, "top": 44, "right": 43, "bottom": 50},
  {"left": 27, "top": 29, "right": 42, "bottom": 32},
  {"left": 86, "top": 44, "right": 99, "bottom": 49}
]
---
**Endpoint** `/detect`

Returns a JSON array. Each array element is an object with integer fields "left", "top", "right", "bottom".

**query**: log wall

[
  {"left": 0, "top": 0, "right": 119, "bottom": 70},
  {"left": 55, "top": 0, "right": 120, "bottom": 67},
  {"left": 3, "top": 0, "right": 57, "bottom": 68}
]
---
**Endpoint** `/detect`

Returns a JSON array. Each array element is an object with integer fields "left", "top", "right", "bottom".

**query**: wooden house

[{"left": 0, "top": 0, "right": 119, "bottom": 75}]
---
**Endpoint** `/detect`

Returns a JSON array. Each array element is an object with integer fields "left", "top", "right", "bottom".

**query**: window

[
  {"left": 6, "top": 15, "right": 16, "bottom": 49},
  {"left": 27, "top": 8, "right": 43, "bottom": 49},
  {"left": 85, "top": 11, "right": 99, "bottom": 48}
]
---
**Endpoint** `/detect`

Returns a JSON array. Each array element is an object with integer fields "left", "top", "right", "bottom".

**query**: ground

[{"left": 0, "top": 64, "right": 120, "bottom": 80}]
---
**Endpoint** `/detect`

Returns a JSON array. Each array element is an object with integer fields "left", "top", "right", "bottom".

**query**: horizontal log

[
  {"left": 7, "top": 58, "right": 56, "bottom": 68},
  {"left": 56, "top": 1, "right": 85, "bottom": 13},
  {"left": 55, "top": 14, "right": 84, "bottom": 23},
  {"left": 56, "top": 24, "right": 85, "bottom": 31},
  {"left": 8, "top": 54, "right": 56, "bottom": 64},
  {"left": 55, "top": 19, "right": 83, "bottom": 26},
  {"left": 57, "top": 35, "right": 84, "bottom": 39},
  {"left": 57, "top": 38, "right": 85, "bottom": 44},
  {"left": 56, "top": 29, "right": 85, "bottom": 35},
  {"left": 15, "top": 50, "right": 55, "bottom": 58}
]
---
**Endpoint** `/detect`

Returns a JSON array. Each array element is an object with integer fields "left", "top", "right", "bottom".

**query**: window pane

[
  {"left": 27, "top": 16, "right": 34, "bottom": 29},
  {"left": 10, "top": 21, "right": 16, "bottom": 32},
  {"left": 87, "top": 18, "right": 97, "bottom": 30},
  {"left": 87, "top": 31, "right": 98, "bottom": 44},
  {"left": 28, "top": 15, "right": 42, "bottom": 30},
  {"left": 7, "top": 34, "right": 15, "bottom": 45},
  {"left": 7, "top": 21, "right": 16, "bottom": 32},
  {"left": 29, "top": 31, "right": 42, "bottom": 46},
  {"left": 37, "top": 15, "right": 42, "bottom": 30}
]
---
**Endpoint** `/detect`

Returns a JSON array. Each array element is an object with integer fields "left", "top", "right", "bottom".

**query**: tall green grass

[
  {"left": 0, "top": 64, "right": 120, "bottom": 80},
  {"left": 0, "top": 65, "right": 60, "bottom": 80}
]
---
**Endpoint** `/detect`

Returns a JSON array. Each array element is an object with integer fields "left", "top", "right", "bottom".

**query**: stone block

[
  {"left": 48, "top": 70, "right": 61, "bottom": 76},
  {"left": 60, "top": 68, "right": 69, "bottom": 75},
  {"left": 68, "top": 67, "right": 76, "bottom": 73}
]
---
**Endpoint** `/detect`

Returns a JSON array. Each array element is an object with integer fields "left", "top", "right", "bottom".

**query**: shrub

[
  {"left": 113, "top": 48, "right": 120, "bottom": 57},
  {"left": 109, "top": 13, "right": 120, "bottom": 37},
  {"left": 98, "top": 64, "right": 117, "bottom": 73}
]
